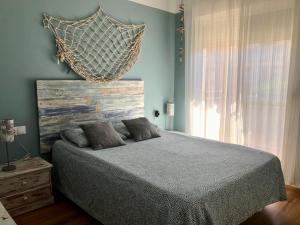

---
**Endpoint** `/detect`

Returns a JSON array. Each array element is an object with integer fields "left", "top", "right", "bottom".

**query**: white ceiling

[{"left": 128, "top": 0, "right": 180, "bottom": 14}]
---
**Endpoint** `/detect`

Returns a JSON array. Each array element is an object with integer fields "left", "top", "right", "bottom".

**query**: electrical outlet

[{"left": 15, "top": 126, "right": 26, "bottom": 135}]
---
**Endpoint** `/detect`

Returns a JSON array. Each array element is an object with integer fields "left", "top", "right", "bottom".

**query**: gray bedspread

[{"left": 52, "top": 131, "right": 286, "bottom": 225}]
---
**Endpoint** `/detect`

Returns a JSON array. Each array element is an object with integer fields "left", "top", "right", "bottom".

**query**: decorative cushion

[
  {"left": 115, "top": 131, "right": 127, "bottom": 140},
  {"left": 113, "top": 122, "right": 132, "bottom": 139},
  {"left": 122, "top": 117, "right": 161, "bottom": 142},
  {"left": 60, "top": 128, "right": 89, "bottom": 148},
  {"left": 80, "top": 121, "right": 126, "bottom": 150},
  {"left": 81, "top": 121, "right": 130, "bottom": 140}
]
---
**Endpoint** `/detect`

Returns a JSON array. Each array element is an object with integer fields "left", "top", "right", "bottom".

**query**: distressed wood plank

[
  {"left": 8, "top": 197, "right": 54, "bottom": 217},
  {"left": 0, "top": 170, "right": 51, "bottom": 198},
  {"left": 38, "top": 97, "right": 94, "bottom": 108},
  {"left": 37, "top": 80, "right": 143, "bottom": 89},
  {"left": 39, "top": 105, "right": 97, "bottom": 117},
  {"left": 0, "top": 158, "right": 52, "bottom": 180},
  {"left": 39, "top": 113, "right": 104, "bottom": 127},
  {"left": 0, "top": 186, "right": 52, "bottom": 210},
  {"left": 37, "top": 80, "right": 144, "bottom": 153}
]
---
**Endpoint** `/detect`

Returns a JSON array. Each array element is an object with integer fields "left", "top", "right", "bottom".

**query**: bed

[
  {"left": 37, "top": 80, "right": 286, "bottom": 225},
  {"left": 52, "top": 131, "right": 286, "bottom": 225}
]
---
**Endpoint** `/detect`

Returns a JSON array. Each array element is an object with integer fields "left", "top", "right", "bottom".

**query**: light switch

[{"left": 15, "top": 126, "right": 26, "bottom": 135}]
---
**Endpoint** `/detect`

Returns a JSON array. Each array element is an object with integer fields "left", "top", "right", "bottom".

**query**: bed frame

[{"left": 36, "top": 80, "right": 144, "bottom": 153}]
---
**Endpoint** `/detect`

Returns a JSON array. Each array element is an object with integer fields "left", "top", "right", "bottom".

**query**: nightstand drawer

[
  {"left": 0, "top": 186, "right": 52, "bottom": 210},
  {"left": 0, "top": 170, "right": 51, "bottom": 197},
  {"left": 8, "top": 196, "right": 54, "bottom": 217}
]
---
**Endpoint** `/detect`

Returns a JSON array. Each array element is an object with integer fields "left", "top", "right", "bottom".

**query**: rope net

[{"left": 43, "top": 8, "right": 145, "bottom": 82}]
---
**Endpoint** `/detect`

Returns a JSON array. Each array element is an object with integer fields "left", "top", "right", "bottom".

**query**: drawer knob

[{"left": 23, "top": 196, "right": 28, "bottom": 200}]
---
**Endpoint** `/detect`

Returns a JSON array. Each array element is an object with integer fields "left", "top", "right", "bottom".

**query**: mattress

[{"left": 52, "top": 131, "right": 286, "bottom": 225}]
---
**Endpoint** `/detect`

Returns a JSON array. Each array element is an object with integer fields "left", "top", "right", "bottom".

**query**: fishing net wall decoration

[{"left": 43, "top": 7, "right": 146, "bottom": 82}]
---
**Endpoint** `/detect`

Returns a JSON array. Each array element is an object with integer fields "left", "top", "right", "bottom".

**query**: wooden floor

[{"left": 14, "top": 186, "right": 300, "bottom": 225}]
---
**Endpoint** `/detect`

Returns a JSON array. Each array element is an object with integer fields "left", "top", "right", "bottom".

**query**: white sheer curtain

[{"left": 185, "top": 0, "right": 300, "bottom": 186}]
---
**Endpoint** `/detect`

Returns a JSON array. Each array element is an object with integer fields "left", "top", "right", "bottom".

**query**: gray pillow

[
  {"left": 113, "top": 122, "right": 132, "bottom": 139},
  {"left": 115, "top": 131, "right": 127, "bottom": 140},
  {"left": 60, "top": 128, "right": 89, "bottom": 147},
  {"left": 122, "top": 117, "right": 161, "bottom": 142},
  {"left": 80, "top": 121, "right": 126, "bottom": 150},
  {"left": 78, "top": 121, "right": 129, "bottom": 140}
]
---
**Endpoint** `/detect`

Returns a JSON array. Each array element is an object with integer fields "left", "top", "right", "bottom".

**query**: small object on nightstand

[
  {"left": 154, "top": 110, "right": 160, "bottom": 117},
  {"left": 0, "top": 157, "right": 54, "bottom": 217},
  {"left": 0, "top": 119, "right": 16, "bottom": 172},
  {"left": 0, "top": 119, "right": 28, "bottom": 172}
]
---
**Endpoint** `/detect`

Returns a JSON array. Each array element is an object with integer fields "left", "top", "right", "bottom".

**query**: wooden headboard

[{"left": 37, "top": 80, "right": 144, "bottom": 153}]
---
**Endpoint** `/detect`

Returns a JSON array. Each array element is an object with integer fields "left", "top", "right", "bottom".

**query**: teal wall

[
  {"left": 174, "top": 14, "right": 185, "bottom": 132},
  {"left": 0, "top": 0, "right": 175, "bottom": 163}
]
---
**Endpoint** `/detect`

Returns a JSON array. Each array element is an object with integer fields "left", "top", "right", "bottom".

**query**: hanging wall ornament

[
  {"left": 176, "top": 2, "right": 184, "bottom": 63},
  {"left": 43, "top": 7, "right": 146, "bottom": 82}
]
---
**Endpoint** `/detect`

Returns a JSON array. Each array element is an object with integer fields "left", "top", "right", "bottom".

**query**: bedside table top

[
  {"left": 0, "top": 201, "right": 17, "bottom": 225},
  {"left": 0, "top": 157, "right": 52, "bottom": 180}
]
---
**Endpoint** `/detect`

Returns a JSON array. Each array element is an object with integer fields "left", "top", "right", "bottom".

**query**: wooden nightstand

[{"left": 0, "top": 157, "right": 54, "bottom": 216}]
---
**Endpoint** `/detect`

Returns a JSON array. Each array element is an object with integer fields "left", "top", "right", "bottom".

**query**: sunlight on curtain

[{"left": 185, "top": 0, "right": 300, "bottom": 185}]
